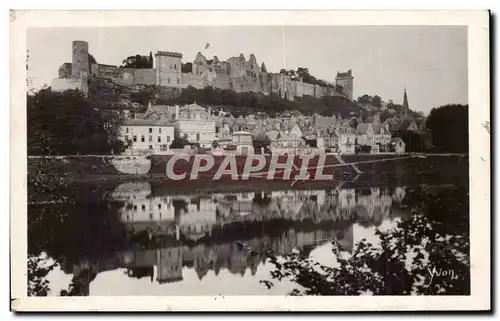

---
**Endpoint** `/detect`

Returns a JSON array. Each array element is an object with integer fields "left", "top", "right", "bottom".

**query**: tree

[
  {"left": 130, "top": 90, "right": 152, "bottom": 109},
  {"left": 372, "top": 95, "right": 382, "bottom": 108},
  {"left": 296, "top": 67, "right": 318, "bottom": 85},
  {"left": 181, "top": 62, "right": 193, "bottom": 73},
  {"left": 88, "top": 54, "right": 97, "bottom": 64},
  {"left": 149, "top": 51, "right": 153, "bottom": 68},
  {"left": 121, "top": 54, "right": 152, "bottom": 69},
  {"left": 426, "top": 104, "right": 468, "bottom": 153},
  {"left": 253, "top": 134, "right": 271, "bottom": 150},
  {"left": 169, "top": 137, "right": 191, "bottom": 149},
  {"left": 27, "top": 89, "right": 124, "bottom": 155}
]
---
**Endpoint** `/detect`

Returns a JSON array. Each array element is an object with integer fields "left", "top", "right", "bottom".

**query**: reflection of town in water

[{"left": 62, "top": 182, "right": 408, "bottom": 294}]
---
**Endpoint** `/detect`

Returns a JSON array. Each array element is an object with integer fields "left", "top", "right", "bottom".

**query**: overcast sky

[{"left": 27, "top": 26, "right": 468, "bottom": 115}]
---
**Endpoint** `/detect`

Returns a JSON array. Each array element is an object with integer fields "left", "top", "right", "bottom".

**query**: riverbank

[
  {"left": 27, "top": 153, "right": 469, "bottom": 202},
  {"left": 29, "top": 153, "right": 468, "bottom": 181}
]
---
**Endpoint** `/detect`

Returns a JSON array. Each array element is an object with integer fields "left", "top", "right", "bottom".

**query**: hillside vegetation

[{"left": 87, "top": 77, "right": 364, "bottom": 118}]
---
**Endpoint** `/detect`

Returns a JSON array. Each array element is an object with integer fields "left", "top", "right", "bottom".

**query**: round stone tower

[{"left": 71, "top": 40, "right": 89, "bottom": 77}]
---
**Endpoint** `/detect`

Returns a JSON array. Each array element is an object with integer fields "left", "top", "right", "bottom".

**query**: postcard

[{"left": 10, "top": 10, "right": 490, "bottom": 311}]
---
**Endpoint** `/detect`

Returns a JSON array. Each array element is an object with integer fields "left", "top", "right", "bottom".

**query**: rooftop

[
  {"left": 336, "top": 69, "right": 353, "bottom": 78},
  {"left": 123, "top": 117, "right": 174, "bottom": 127},
  {"left": 156, "top": 51, "right": 183, "bottom": 58}
]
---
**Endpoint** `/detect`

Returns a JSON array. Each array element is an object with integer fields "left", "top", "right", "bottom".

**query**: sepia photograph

[{"left": 10, "top": 10, "right": 490, "bottom": 311}]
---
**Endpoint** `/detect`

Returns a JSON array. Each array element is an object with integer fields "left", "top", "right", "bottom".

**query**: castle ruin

[{"left": 53, "top": 40, "right": 354, "bottom": 101}]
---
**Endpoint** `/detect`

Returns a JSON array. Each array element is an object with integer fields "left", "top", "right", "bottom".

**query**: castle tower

[
  {"left": 402, "top": 88, "right": 409, "bottom": 117},
  {"left": 155, "top": 51, "right": 183, "bottom": 87},
  {"left": 71, "top": 40, "right": 89, "bottom": 77},
  {"left": 335, "top": 69, "right": 354, "bottom": 100}
]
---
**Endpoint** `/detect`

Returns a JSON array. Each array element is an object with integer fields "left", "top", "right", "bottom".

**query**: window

[
  {"left": 133, "top": 205, "right": 137, "bottom": 211},
  {"left": 158, "top": 204, "right": 161, "bottom": 210},
  {"left": 125, "top": 135, "right": 129, "bottom": 142},
  {"left": 159, "top": 128, "right": 162, "bottom": 134},
  {"left": 149, "top": 135, "right": 153, "bottom": 142},
  {"left": 196, "top": 133, "right": 200, "bottom": 141},
  {"left": 126, "top": 128, "right": 129, "bottom": 134},
  {"left": 133, "top": 135, "right": 137, "bottom": 142},
  {"left": 141, "top": 135, "right": 145, "bottom": 142},
  {"left": 142, "top": 205, "right": 146, "bottom": 211},
  {"left": 177, "top": 78, "right": 180, "bottom": 84},
  {"left": 149, "top": 145, "right": 153, "bottom": 149},
  {"left": 167, "top": 136, "right": 171, "bottom": 142},
  {"left": 168, "top": 78, "right": 170, "bottom": 83},
  {"left": 158, "top": 136, "right": 161, "bottom": 143}
]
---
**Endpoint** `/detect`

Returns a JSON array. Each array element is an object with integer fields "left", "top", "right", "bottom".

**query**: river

[{"left": 27, "top": 176, "right": 470, "bottom": 296}]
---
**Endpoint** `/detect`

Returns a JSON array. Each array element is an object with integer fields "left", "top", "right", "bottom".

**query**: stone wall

[
  {"left": 182, "top": 73, "right": 206, "bottom": 89},
  {"left": 299, "top": 82, "right": 316, "bottom": 97},
  {"left": 211, "top": 74, "right": 232, "bottom": 90},
  {"left": 57, "top": 58, "right": 348, "bottom": 101},
  {"left": 134, "top": 69, "right": 156, "bottom": 85},
  {"left": 51, "top": 77, "right": 81, "bottom": 92}
]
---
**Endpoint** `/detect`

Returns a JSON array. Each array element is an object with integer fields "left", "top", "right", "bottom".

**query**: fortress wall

[
  {"left": 313, "top": 84, "right": 322, "bottom": 98},
  {"left": 231, "top": 77, "right": 248, "bottom": 93},
  {"left": 245, "top": 77, "right": 261, "bottom": 93},
  {"left": 259, "top": 73, "right": 272, "bottom": 95},
  {"left": 269, "top": 74, "right": 297, "bottom": 100},
  {"left": 59, "top": 63, "right": 73, "bottom": 78},
  {"left": 97, "top": 64, "right": 121, "bottom": 78},
  {"left": 134, "top": 69, "right": 156, "bottom": 85},
  {"left": 300, "top": 82, "right": 316, "bottom": 97},
  {"left": 212, "top": 75, "right": 232, "bottom": 90},
  {"left": 51, "top": 77, "right": 82, "bottom": 92},
  {"left": 110, "top": 68, "right": 135, "bottom": 86},
  {"left": 182, "top": 73, "right": 206, "bottom": 89},
  {"left": 90, "top": 63, "right": 99, "bottom": 77}
]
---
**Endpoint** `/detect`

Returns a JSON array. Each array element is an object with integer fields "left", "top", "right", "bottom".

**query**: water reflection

[{"left": 28, "top": 180, "right": 467, "bottom": 296}]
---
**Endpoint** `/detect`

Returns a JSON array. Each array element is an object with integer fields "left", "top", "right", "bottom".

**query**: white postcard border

[{"left": 10, "top": 10, "right": 490, "bottom": 311}]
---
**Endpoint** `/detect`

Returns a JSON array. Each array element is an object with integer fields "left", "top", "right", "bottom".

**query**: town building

[
  {"left": 337, "top": 124, "right": 356, "bottom": 154},
  {"left": 157, "top": 246, "right": 183, "bottom": 284},
  {"left": 119, "top": 117, "right": 175, "bottom": 155},
  {"left": 231, "top": 131, "right": 254, "bottom": 154},
  {"left": 174, "top": 103, "right": 216, "bottom": 148},
  {"left": 391, "top": 138, "right": 406, "bottom": 154}
]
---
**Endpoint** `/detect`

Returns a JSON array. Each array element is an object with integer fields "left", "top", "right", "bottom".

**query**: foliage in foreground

[{"left": 262, "top": 187, "right": 470, "bottom": 295}]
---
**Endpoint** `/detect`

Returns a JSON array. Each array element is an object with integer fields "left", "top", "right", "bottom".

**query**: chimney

[{"left": 175, "top": 105, "right": 179, "bottom": 119}]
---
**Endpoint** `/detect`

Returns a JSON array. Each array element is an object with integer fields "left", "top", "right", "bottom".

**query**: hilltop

[{"left": 86, "top": 76, "right": 363, "bottom": 118}]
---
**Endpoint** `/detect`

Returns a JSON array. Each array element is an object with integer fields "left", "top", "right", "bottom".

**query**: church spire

[{"left": 402, "top": 88, "right": 409, "bottom": 117}]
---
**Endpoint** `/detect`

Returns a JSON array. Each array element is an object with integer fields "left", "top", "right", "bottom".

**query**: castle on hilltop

[{"left": 52, "top": 40, "right": 354, "bottom": 101}]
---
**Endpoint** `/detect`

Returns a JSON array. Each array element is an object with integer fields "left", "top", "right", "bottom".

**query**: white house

[
  {"left": 391, "top": 138, "right": 406, "bottom": 154},
  {"left": 119, "top": 118, "right": 175, "bottom": 155},
  {"left": 175, "top": 103, "right": 216, "bottom": 148},
  {"left": 356, "top": 123, "right": 374, "bottom": 146},
  {"left": 231, "top": 131, "right": 254, "bottom": 154}
]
